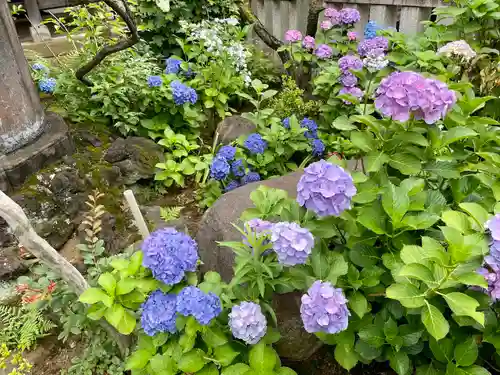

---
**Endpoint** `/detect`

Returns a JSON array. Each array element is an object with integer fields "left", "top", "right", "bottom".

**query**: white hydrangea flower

[
  {"left": 437, "top": 40, "right": 476, "bottom": 61},
  {"left": 362, "top": 48, "right": 389, "bottom": 72}
]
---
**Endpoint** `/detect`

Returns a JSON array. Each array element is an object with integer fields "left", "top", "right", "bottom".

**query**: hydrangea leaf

[
  {"left": 389, "top": 350, "right": 411, "bottom": 375},
  {"left": 334, "top": 343, "right": 358, "bottom": 370},
  {"left": 178, "top": 349, "right": 207, "bottom": 373},
  {"left": 422, "top": 302, "right": 450, "bottom": 340},
  {"left": 386, "top": 283, "right": 426, "bottom": 308},
  {"left": 454, "top": 338, "right": 478, "bottom": 367},
  {"left": 249, "top": 342, "right": 276, "bottom": 371},
  {"left": 442, "top": 292, "right": 484, "bottom": 326}
]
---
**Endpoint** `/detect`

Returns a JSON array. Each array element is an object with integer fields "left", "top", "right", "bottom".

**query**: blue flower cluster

[
  {"left": 244, "top": 133, "right": 267, "bottom": 154},
  {"left": 281, "top": 116, "right": 325, "bottom": 158},
  {"left": 170, "top": 80, "right": 198, "bottom": 105},
  {"left": 141, "top": 290, "right": 177, "bottom": 336},
  {"left": 218, "top": 145, "right": 236, "bottom": 160},
  {"left": 301, "top": 118, "right": 318, "bottom": 139},
  {"left": 225, "top": 180, "right": 240, "bottom": 192},
  {"left": 176, "top": 286, "right": 222, "bottom": 325},
  {"left": 141, "top": 228, "right": 199, "bottom": 285},
  {"left": 210, "top": 156, "right": 230, "bottom": 181},
  {"left": 312, "top": 139, "right": 325, "bottom": 156},
  {"left": 282, "top": 117, "right": 291, "bottom": 129},
  {"left": 32, "top": 63, "right": 46, "bottom": 71},
  {"left": 242, "top": 172, "right": 261, "bottom": 184},
  {"left": 147, "top": 75, "right": 163, "bottom": 88},
  {"left": 364, "top": 20, "right": 379, "bottom": 40},
  {"left": 165, "top": 57, "right": 182, "bottom": 74},
  {"left": 38, "top": 78, "right": 57, "bottom": 94},
  {"left": 231, "top": 159, "right": 246, "bottom": 177}
]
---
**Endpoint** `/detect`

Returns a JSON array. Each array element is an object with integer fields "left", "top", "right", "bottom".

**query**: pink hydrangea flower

[
  {"left": 324, "top": 8, "right": 341, "bottom": 24},
  {"left": 284, "top": 29, "right": 303, "bottom": 42},
  {"left": 320, "top": 20, "right": 333, "bottom": 30},
  {"left": 302, "top": 36, "right": 315, "bottom": 49},
  {"left": 347, "top": 31, "right": 358, "bottom": 41}
]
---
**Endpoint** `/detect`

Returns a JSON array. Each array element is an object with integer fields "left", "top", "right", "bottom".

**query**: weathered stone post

[{"left": 0, "top": 0, "right": 73, "bottom": 192}]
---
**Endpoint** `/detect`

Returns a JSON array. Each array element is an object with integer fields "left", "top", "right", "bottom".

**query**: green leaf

[
  {"left": 441, "top": 227, "right": 471, "bottom": 263},
  {"left": 129, "top": 251, "right": 143, "bottom": 275},
  {"left": 149, "top": 354, "right": 176, "bottom": 375},
  {"left": 275, "top": 367, "right": 298, "bottom": 375},
  {"left": 366, "top": 151, "right": 389, "bottom": 172},
  {"left": 178, "top": 349, "right": 207, "bottom": 373},
  {"left": 116, "top": 278, "right": 136, "bottom": 295},
  {"left": 402, "top": 212, "right": 440, "bottom": 229},
  {"left": 79, "top": 287, "right": 113, "bottom": 307},
  {"left": 441, "top": 211, "right": 470, "bottom": 233},
  {"left": 382, "top": 183, "right": 410, "bottom": 225},
  {"left": 386, "top": 284, "right": 426, "bottom": 308},
  {"left": 395, "top": 131, "right": 429, "bottom": 146},
  {"left": 86, "top": 304, "right": 107, "bottom": 320},
  {"left": 125, "top": 349, "right": 153, "bottom": 370},
  {"left": 355, "top": 340, "right": 382, "bottom": 360},
  {"left": 358, "top": 325, "right": 385, "bottom": 348},
  {"left": 416, "top": 363, "right": 444, "bottom": 375},
  {"left": 334, "top": 344, "right": 358, "bottom": 370},
  {"left": 461, "top": 366, "right": 491, "bottom": 375},
  {"left": 422, "top": 302, "right": 449, "bottom": 340},
  {"left": 202, "top": 327, "right": 229, "bottom": 348},
  {"left": 399, "top": 325, "right": 423, "bottom": 347},
  {"left": 425, "top": 161, "right": 461, "bottom": 179},
  {"left": 454, "top": 338, "right": 478, "bottom": 367},
  {"left": 98, "top": 273, "right": 117, "bottom": 296},
  {"left": 401, "top": 178, "right": 425, "bottom": 195},
  {"left": 332, "top": 115, "right": 357, "bottom": 131},
  {"left": 351, "top": 131, "right": 375, "bottom": 152},
  {"left": 459, "top": 203, "right": 489, "bottom": 229},
  {"left": 398, "top": 264, "right": 436, "bottom": 286},
  {"left": 401, "top": 239, "right": 448, "bottom": 265},
  {"left": 117, "top": 310, "right": 136, "bottom": 335},
  {"left": 389, "top": 350, "right": 411, "bottom": 375},
  {"left": 442, "top": 127, "right": 477, "bottom": 146},
  {"left": 389, "top": 153, "right": 421, "bottom": 175},
  {"left": 221, "top": 363, "right": 251, "bottom": 375},
  {"left": 349, "top": 292, "right": 368, "bottom": 318},
  {"left": 454, "top": 272, "right": 487, "bottom": 288},
  {"left": 442, "top": 292, "right": 484, "bottom": 326},
  {"left": 215, "top": 344, "right": 240, "bottom": 367},
  {"left": 429, "top": 337, "right": 454, "bottom": 363},
  {"left": 249, "top": 342, "right": 276, "bottom": 371},
  {"left": 357, "top": 201, "right": 387, "bottom": 234}
]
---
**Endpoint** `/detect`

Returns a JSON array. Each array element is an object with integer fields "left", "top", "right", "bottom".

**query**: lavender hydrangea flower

[
  {"left": 301, "top": 118, "right": 318, "bottom": 139},
  {"left": 38, "top": 78, "right": 56, "bottom": 93},
  {"left": 297, "top": 160, "right": 357, "bottom": 217},
  {"left": 284, "top": 29, "right": 303, "bottom": 42},
  {"left": 148, "top": 75, "right": 163, "bottom": 87},
  {"left": 217, "top": 145, "right": 236, "bottom": 161},
  {"left": 244, "top": 133, "right": 267, "bottom": 154},
  {"left": 363, "top": 48, "right": 389, "bottom": 72},
  {"left": 176, "top": 286, "right": 222, "bottom": 325},
  {"left": 339, "top": 86, "right": 363, "bottom": 105},
  {"left": 302, "top": 36, "right": 316, "bottom": 50},
  {"left": 315, "top": 44, "right": 333, "bottom": 59},
  {"left": 477, "top": 265, "right": 500, "bottom": 301},
  {"left": 165, "top": 57, "right": 182, "bottom": 74},
  {"left": 170, "top": 80, "right": 197, "bottom": 105},
  {"left": 241, "top": 172, "right": 261, "bottom": 184},
  {"left": 338, "top": 55, "right": 363, "bottom": 72},
  {"left": 271, "top": 222, "right": 314, "bottom": 265},
  {"left": 225, "top": 180, "right": 240, "bottom": 192},
  {"left": 324, "top": 8, "right": 341, "bottom": 24},
  {"left": 358, "top": 36, "right": 389, "bottom": 56},
  {"left": 229, "top": 302, "right": 267, "bottom": 344},
  {"left": 141, "top": 290, "right": 177, "bottom": 336},
  {"left": 339, "top": 72, "right": 358, "bottom": 87},
  {"left": 320, "top": 20, "right": 333, "bottom": 30},
  {"left": 246, "top": 218, "right": 273, "bottom": 237},
  {"left": 210, "top": 156, "right": 230, "bottom": 180},
  {"left": 32, "top": 63, "right": 46, "bottom": 71},
  {"left": 300, "top": 281, "right": 350, "bottom": 334},
  {"left": 375, "top": 71, "right": 456, "bottom": 124},
  {"left": 340, "top": 8, "right": 360, "bottom": 24},
  {"left": 487, "top": 214, "right": 500, "bottom": 241},
  {"left": 312, "top": 139, "right": 325, "bottom": 156},
  {"left": 347, "top": 31, "right": 358, "bottom": 41},
  {"left": 231, "top": 159, "right": 246, "bottom": 177},
  {"left": 364, "top": 20, "right": 379, "bottom": 39},
  {"left": 282, "top": 117, "right": 291, "bottom": 129},
  {"left": 142, "top": 228, "right": 199, "bottom": 285}
]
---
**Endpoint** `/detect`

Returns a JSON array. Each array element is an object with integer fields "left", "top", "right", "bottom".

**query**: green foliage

[
  {"left": 160, "top": 206, "right": 184, "bottom": 222},
  {"left": 0, "top": 344, "right": 32, "bottom": 375}
]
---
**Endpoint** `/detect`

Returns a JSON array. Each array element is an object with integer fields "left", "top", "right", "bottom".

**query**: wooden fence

[{"left": 250, "top": 0, "right": 446, "bottom": 40}]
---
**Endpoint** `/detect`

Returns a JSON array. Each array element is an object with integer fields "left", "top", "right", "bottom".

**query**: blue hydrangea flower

[
  {"left": 38, "top": 78, "right": 56, "bottom": 94},
  {"left": 170, "top": 80, "right": 198, "bottom": 105},
  {"left": 231, "top": 159, "right": 246, "bottom": 177},
  {"left": 141, "top": 290, "right": 177, "bottom": 336},
  {"left": 210, "top": 156, "right": 230, "bottom": 181},
  {"left": 217, "top": 145, "right": 236, "bottom": 161},
  {"left": 147, "top": 75, "right": 163, "bottom": 87},
  {"left": 364, "top": 20, "right": 379, "bottom": 40},
  {"left": 32, "top": 63, "right": 46, "bottom": 71},
  {"left": 225, "top": 180, "right": 240, "bottom": 192},
  {"left": 282, "top": 117, "right": 291, "bottom": 129},
  {"left": 141, "top": 228, "right": 199, "bottom": 285},
  {"left": 271, "top": 222, "right": 314, "bottom": 265},
  {"left": 312, "top": 139, "right": 325, "bottom": 156},
  {"left": 244, "top": 134, "right": 267, "bottom": 154},
  {"left": 301, "top": 118, "right": 318, "bottom": 139},
  {"left": 229, "top": 302, "right": 267, "bottom": 344},
  {"left": 176, "top": 286, "right": 222, "bottom": 325},
  {"left": 241, "top": 172, "right": 260, "bottom": 185},
  {"left": 184, "top": 67, "right": 195, "bottom": 78},
  {"left": 165, "top": 57, "right": 182, "bottom": 74}
]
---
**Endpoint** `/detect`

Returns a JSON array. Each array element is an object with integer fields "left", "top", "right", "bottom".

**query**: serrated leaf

[
  {"left": 422, "top": 302, "right": 449, "bottom": 340},
  {"left": 459, "top": 203, "right": 489, "bottom": 229},
  {"left": 334, "top": 344, "right": 358, "bottom": 370},
  {"left": 442, "top": 292, "right": 484, "bottom": 326},
  {"left": 454, "top": 338, "right": 478, "bottom": 367},
  {"left": 358, "top": 325, "right": 385, "bottom": 348},
  {"left": 402, "top": 212, "right": 440, "bottom": 229},
  {"left": 349, "top": 292, "right": 368, "bottom": 318},
  {"left": 366, "top": 151, "right": 389, "bottom": 172},
  {"left": 386, "top": 284, "right": 426, "bottom": 308},
  {"left": 389, "top": 153, "right": 421, "bottom": 175},
  {"left": 389, "top": 350, "right": 411, "bottom": 375},
  {"left": 382, "top": 183, "right": 410, "bottom": 225},
  {"left": 398, "top": 264, "right": 436, "bottom": 286},
  {"left": 442, "top": 127, "right": 477, "bottom": 146}
]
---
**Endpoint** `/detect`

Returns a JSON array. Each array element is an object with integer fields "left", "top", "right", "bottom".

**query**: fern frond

[{"left": 160, "top": 206, "right": 183, "bottom": 222}]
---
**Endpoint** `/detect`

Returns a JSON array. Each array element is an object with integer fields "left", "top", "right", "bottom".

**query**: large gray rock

[
  {"left": 215, "top": 115, "right": 256, "bottom": 145},
  {"left": 0, "top": 247, "right": 27, "bottom": 280},
  {"left": 196, "top": 171, "right": 322, "bottom": 361}
]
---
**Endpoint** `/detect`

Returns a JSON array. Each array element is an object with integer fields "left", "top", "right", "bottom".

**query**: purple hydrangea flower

[
  {"left": 357, "top": 36, "right": 389, "bottom": 56},
  {"left": 312, "top": 139, "right": 325, "bottom": 156},
  {"left": 229, "top": 302, "right": 267, "bottom": 344},
  {"left": 271, "top": 222, "right": 314, "bottom": 265},
  {"left": 340, "top": 8, "right": 360, "bottom": 24},
  {"left": 38, "top": 78, "right": 56, "bottom": 93},
  {"left": 284, "top": 29, "right": 303, "bottom": 42},
  {"left": 301, "top": 118, "right": 318, "bottom": 139},
  {"left": 241, "top": 172, "right": 261, "bottom": 184},
  {"left": 303, "top": 36, "right": 316, "bottom": 49},
  {"left": 176, "top": 286, "right": 222, "bottom": 325},
  {"left": 363, "top": 48, "right": 389, "bottom": 71},
  {"left": 375, "top": 71, "right": 456, "bottom": 124},
  {"left": 217, "top": 145, "right": 236, "bottom": 161},
  {"left": 339, "top": 86, "right": 363, "bottom": 104},
  {"left": 487, "top": 215, "right": 500, "bottom": 241},
  {"left": 141, "top": 290, "right": 177, "bottom": 336},
  {"left": 348, "top": 31, "right": 358, "bottom": 41},
  {"left": 244, "top": 133, "right": 267, "bottom": 154},
  {"left": 225, "top": 180, "right": 240, "bottom": 192},
  {"left": 32, "top": 63, "right": 46, "bottom": 71},
  {"left": 339, "top": 72, "right": 358, "bottom": 87},
  {"left": 315, "top": 44, "right": 333, "bottom": 59},
  {"left": 320, "top": 20, "right": 333, "bottom": 30},
  {"left": 210, "top": 156, "right": 230, "bottom": 181},
  {"left": 141, "top": 228, "right": 199, "bottom": 285},
  {"left": 297, "top": 160, "right": 357, "bottom": 217},
  {"left": 165, "top": 57, "right": 182, "bottom": 74},
  {"left": 170, "top": 80, "right": 197, "bottom": 105},
  {"left": 300, "top": 281, "right": 350, "bottom": 334},
  {"left": 364, "top": 20, "right": 379, "bottom": 39},
  {"left": 338, "top": 55, "right": 363, "bottom": 72},
  {"left": 325, "top": 8, "right": 341, "bottom": 24},
  {"left": 231, "top": 159, "right": 246, "bottom": 177},
  {"left": 148, "top": 75, "right": 163, "bottom": 87},
  {"left": 477, "top": 266, "right": 500, "bottom": 301}
]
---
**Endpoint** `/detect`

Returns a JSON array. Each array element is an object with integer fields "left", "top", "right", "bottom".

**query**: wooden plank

[
  {"left": 37, "top": 0, "right": 99, "bottom": 11},
  {"left": 288, "top": 0, "right": 299, "bottom": 33},
  {"left": 369, "top": 4, "right": 397, "bottom": 27},
  {"left": 280, "top": 0, "right": 290, "bottom": 37},
  {"left": 399, "top": 6, "right": 431, "bottom": 33},
  {"left": 325, "top": 0, "right": 443, "bottom": 8},
  {"left": 296, "top": 0, "right": 310, "bottom": 34}
]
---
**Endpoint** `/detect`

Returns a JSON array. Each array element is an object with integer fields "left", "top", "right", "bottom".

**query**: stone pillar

[{"left": 0, "top": 0, "right": 73, "bottom": 192}]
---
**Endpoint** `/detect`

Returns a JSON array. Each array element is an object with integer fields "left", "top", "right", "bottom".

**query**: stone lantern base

[{"left": 0, "top": 113, "right": 73, "bottom": 193}]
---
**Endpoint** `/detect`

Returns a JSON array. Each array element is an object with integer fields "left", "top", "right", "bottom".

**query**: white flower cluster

[
  {"left": 437, "top": 40, "right": 477, "bottom": 61},
  {"left": 362, "top": 48, "right": 389, "bottom": 72},
  {"left": 179, "top": 18, "right": 251, "bottom": 85}
]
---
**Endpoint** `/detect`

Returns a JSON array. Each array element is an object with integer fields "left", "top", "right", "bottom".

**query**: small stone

[
  {"left": 215, "top": 115, "right": 256, "bottom": 145},
  {"left": 0, "top": 247, "right": 27, "bottom": 280}
]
